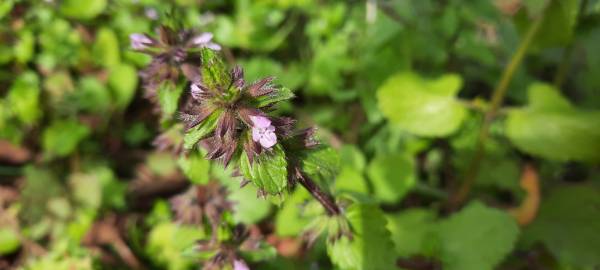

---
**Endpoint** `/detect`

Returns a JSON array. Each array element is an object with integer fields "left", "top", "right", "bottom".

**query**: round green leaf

[{"left": 377, "top": 72, "right": 467, "bottom": 137}]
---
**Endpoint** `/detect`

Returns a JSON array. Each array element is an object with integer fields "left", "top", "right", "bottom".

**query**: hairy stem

[
  {"left": 450, "top": 11, "right": 545, "bottom": 207},
  {"left": 295, "top": 167, "right": 341, "bottom": 216}
]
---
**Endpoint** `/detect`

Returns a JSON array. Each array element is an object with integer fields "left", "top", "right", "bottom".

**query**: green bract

[{"left": 239, "top": 145, "right": 288, "bottom": 195}]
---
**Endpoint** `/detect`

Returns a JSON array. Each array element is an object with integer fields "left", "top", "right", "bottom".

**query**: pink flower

[
  {"left": 191, "top": 32, "right": 221, "bottom": 51},
  {"left": 250, "top": 116, "right": 277, "bottom": 148},
  {"left": 190, "top": 83, "right": 204, "bottom": 100},
  {"left": 233, "top": 259, "right": 250, "bottom": 270},
  {"left": 129, "top": 33, "right": 154, "bottom": 50}
]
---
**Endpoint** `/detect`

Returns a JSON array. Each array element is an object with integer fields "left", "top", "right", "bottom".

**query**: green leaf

[
  {"left": 366, "top": 153, "right": 415, "bottom": 203},
  {"left": 42, "top": 120, "right": 90, "bottom": 158},
  {"left": 339, "top": 144, "right": 366, "bottom": 171},
  {"left": 0, "top": 0, "right": 14, "bottom": 20},
  {"left": 92, "top": 28, "right": 120, "bottom": 68},
  {"left": 74, "top": 77, "right": 112, "bottom": 113},
  {"left": 335, "top": 167, "right": 368, "bottom": 194},
  {"left": 516, "top": 0, "right": 579, "bottom": 49},
  {"left": 0, "top": 228, "right": 20, "bottom": 255},
  {"left": 147, "top": 152, "right": 178, "bottom": 177},
  {"left": 239, "top": 144, "right": 288, "bottom": 195},
  {"left": 522, "top": 185, "right": 600, "bottom": 269},
  {"left": 14, "top": 30, "right": 34, "bottom": 64},
  {"left": 157, "top": 82, "right": 184, "bottom": 120},
  {"left": 183, "top": 110, "right": 222, "bottom": 150},
  {"left": 60, "top": 0, "right": 106, "bottom": 20},
  {"left": 436, "top": 201, "right": 519, "bottom": 270},
  {"left": 327, "top": 203, "right": 396, "bottom": 270},
  {"left": 7, "top": 71, "right": 40, "bottom": 125},
  {"left": 522, "top": 0, "right": 550, "bottom": 17},
  {"left": 275, "top": 188, "right": 316, "bottom": 236},
  {"left": 300, "top": 145, "right": 339, "bottom": 184},
  {"left": 108, "top": 64, "right": 138, "bottom": 109},
  {"left": 386, "top": 208, "right": 438, "bottom": 257},
  {"left": 253, "top": 87, "right": 295, "bottom": 108},
  {"left": 377, "top": 72, "right": 467, "bottom": 137},
  {"left": 505, "top": 83, "right": 600, "bottom": 162},
  {"left": 200, "top": 48, "right": 228, "bottom": 90},
  {"left": 177, "top": 149, "right": 210, "bottom": 185},
  {"left": 147, "top": 222, "right": 206, "bottom": 270},
  {"left": 230, "top": 184, "right": 272, "bottom": 224}
]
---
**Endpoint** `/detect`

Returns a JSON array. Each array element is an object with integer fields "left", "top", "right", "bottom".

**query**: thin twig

[{"left": 450, "top": 11, "right": 546, "bottom": 208}]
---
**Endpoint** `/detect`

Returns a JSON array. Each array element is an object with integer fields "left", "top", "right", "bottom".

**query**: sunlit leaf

[
  {"left": 505, "top": 83, "right": 600, "bottom": 162},
  {"left": 377, "top": 72, "right": 467, "bottom": 137}
]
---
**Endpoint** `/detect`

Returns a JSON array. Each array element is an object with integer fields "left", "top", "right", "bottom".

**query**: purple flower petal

[
  {"left": 250, "top": 115, "right": 277, "bottom": 148},
  {"left": 233, "top": 259, "right": 250, "bottom": 270},
  {"left": 250, "top": 115, "right": 271, "bottom": 128},
  {"left": 259, "top": 132, "right": 277, "bottom": 148},
  {"left": 190, "top": 83, "right": 204, "bottom": 100},
  {"left": 204, "top": 42, "right": 222, "bottom": 51},
  {"left": 192, "top": 32, "right": 213, "bottom": 45},
  {"left": 130, "top": 33, "right": 154, "bottom": 50}
]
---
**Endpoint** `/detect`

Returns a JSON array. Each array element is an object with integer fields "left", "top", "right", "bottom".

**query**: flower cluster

[
  {"left": 129, "top": 26, "right": 221, "bottom": 99},
  {"left": 132, "top": 24, "right": 339, "bottom": 214},
  {"left": 180, "top": 64, "right": 297, "bottom": 167}
]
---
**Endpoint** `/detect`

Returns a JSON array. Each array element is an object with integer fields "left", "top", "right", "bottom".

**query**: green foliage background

[{"left": 0, "top": 0, "right": 599, "bottom": 269}]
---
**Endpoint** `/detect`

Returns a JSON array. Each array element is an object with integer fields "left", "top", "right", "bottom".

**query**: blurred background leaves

[{"left": 0, "top": 0, "right": 599, "bottom": 269}]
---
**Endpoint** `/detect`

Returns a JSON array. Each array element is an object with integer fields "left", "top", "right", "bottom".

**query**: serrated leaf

[
  {"left": 437, "top": 201, "right": 519, "bottom": 270},
  {"left": 42, "top": 120, "right": 90, "bottom": 158},
  {"left": 366, "top": 153, "right": 415, "bottom": 203},
  {"left": 327, "top": 204, "right": 396, "bottom": 270},
  {"left": 108, "top": 64, "right": 138, "bottom": 109},
  {"left": 522, "top": 185, "right": 600, "bottom": 269},
  {"left": 239, "top": 144, "right": 288, "bottom": 195},
  {"left": 377, "top": 72, "right": 467, "bottom": 137},
  {"left": 200, "top": 48, "right": 228, "bottom": 90},
  {"left": 183, "top": 110, "right": 222, "bottom": 149},
  {"left": 505, "top": 83, "right": 600, "bottom": 162}
]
